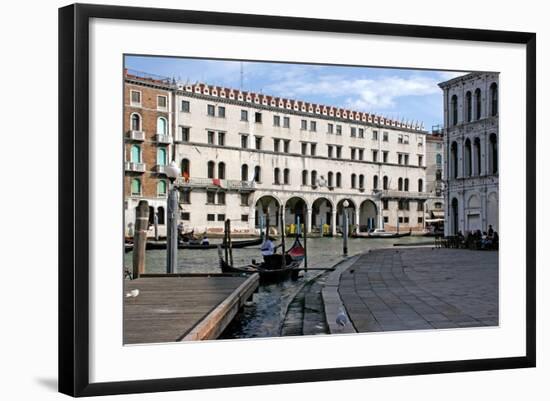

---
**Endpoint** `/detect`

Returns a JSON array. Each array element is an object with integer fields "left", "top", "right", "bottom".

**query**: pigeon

[{"left": 335, "top": 307, "right": 349, "bottom": 327}]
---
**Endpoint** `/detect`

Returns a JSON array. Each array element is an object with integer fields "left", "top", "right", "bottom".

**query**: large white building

[
  {"left": 124, "top": 71, "right": 434, "bottom": 237},
  {"left": 439, "top": 72, "right": 499, "bottom": 236}
]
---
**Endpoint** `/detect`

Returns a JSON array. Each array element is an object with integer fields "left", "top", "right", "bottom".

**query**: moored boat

[
  {"left": 352, "top": 229, "right": 412, "bottom": 238},
  {"left": 141, "top": 236, "right": 263, "bottom": 251}
]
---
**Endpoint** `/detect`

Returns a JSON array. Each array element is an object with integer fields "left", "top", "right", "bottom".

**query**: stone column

[
  {"left": 306, "top": 207, "right": 312, "bottom": 234},
  {"left": 132, "top": 200, "right": 149, "bottom": 279},
  {"left": 331, "top": 209, "right": 337, "bottom": 236}
]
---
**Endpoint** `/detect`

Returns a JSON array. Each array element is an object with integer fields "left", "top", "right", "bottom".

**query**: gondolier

[{"left": 260, "top": 236, "right": 281, "bottom": 256}]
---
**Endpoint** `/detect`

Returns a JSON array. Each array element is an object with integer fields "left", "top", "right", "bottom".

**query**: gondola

[
  {"left": 141, "top": 236, "right": 264, "bottom": 251},
  {"left": 352, "top": 229, "right": 412, "bottom": 238},
  {"left": 218, "top": 237, "right": 305, "bottom": 284}
]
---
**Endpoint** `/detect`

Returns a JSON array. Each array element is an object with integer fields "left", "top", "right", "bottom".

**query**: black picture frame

[{"left": 59, "top": 3, "right": 536, "bottom": 397}]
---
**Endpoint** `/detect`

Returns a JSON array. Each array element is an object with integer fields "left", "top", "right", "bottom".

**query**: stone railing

[{"left": 175, "top": 177, "right": 255, "bottom": 191}]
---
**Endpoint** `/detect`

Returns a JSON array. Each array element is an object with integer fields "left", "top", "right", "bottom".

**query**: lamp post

[
  {"left": 165, "top": 161, "right": 181, "bottom": 274},
  {"left": 342, "top": 200, "right": 349, "bottom": 256}
]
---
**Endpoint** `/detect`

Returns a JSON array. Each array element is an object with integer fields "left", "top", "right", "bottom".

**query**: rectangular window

[
  {"left": 359, "top": 149, "right": 364, "bottom": 160},
  {"left": 240, "top": 193, "right": 249, "bottom": 205},
  {"left": 418, "top": 217, "right": 423, "bottom": 224},
  {"left": 207, "top": 104, "right": 215, "bottom": 116},
  {"left": 383, "top": 200, "right": 389, "bottom": 210},
  {"left": 418, "top": 155, "right": 423, "bottom": 166},
  {"left": 301, "top": 143, "right": 307, "bottom": 155},
  {"left": 351, "top": 127, "right": 356, "bottom": 137},
  {"left": 218, "top": 132, "right": 225, "bottom": 146},
  {"left": 284, "top": 140, "right": 290, "bottom": 153},
  {"left": 255, "top": 112, "right": 262, "bottom": 123},
  {"left": 417, "top": 201, "right": 424, "bottom": 211},
  {"left": 217, "top": 192, "right": 225, "bottom": 205},
  {"left": 273, "top": 115, "right": 280, "bottom": 126},
  {"left": 372, "top": 130, "right": 378, "bottom": 140},
  {"left": 310, "top": 121, "right": 317, "bottom": 132},
  {"left": 358, "top": 128, "right": 364, "bottom": 138},
  {"left": 130, "top": 90, "right": 141, "bottom": 105},
  {"left": 273, "top": 139, "right": 280, "bottom": 153},
  {"left": 283, "top": 116, "right": 290, "bottom": 128},
  {"left": 206, "top": 191, "right": 216, "bottom": 204},
  {"left": 328, "top": 145, "right": 333, "bottom": 158},
  {"left": 217, "top": 214, "right": 226, "bottom": 222},
  {"left": 301, "top": 119, "right": 307, "bottom": 130},
  {"left": 207, "top": 214, "right": 215, "bottom": 222},
  {"left": 383, "top": 131, "right": 389, "bottom": 141},
  {"left": 404, "top": 154, "right": 409, "bottom": 165},
  {"left": 241, "top": 135, "right": 249, "bottom": 149},
  {"left": 398, "top": 134, "right": 403, "bottom": 144},
  {"left": 207, "top": 131, "right": 215, "bottom": 144},
  {"left": 241, "top": 214, "right": 249, "bottom": 222},
  {"left": 398, "top": 216, "right": 404, "bottom": 223},
  {"left": 241, "top": 109, "right": 248, "bottom": 121},
  {"left": 351, "top": 148, "right": 356, "bottom": 160},
  {"left": 218, "top": 106, "right": 226, "bottom": 118},
  {"left": 310, "top": 143, "right": 317, "bottom": 156},
  {"left": 328, "top": 123, "right": 334, "bottom": 134},
  {"left": 372, "top": 150, "right": 378, "bottom": 162},
  {"left": 181, "top": 126, "right": 190, "bottom": 142},
  {"left": 336, "top": 125, "right": 342, "bottom": 135},
  {"left": 157, "top": 95, "right": 167, "bottom": 109},
  {"left": 255, "top": 136, "right": 262, "bottom": 150},
  {"left": 336, "top": 146, "right": 342, "bottom": 159},
  {"left": 383, "top": 216, "right": 389, "bottom": 223},
  {"left": 181, "top": 212, "right": 190, "bottom": 221},
  {"left": 383, "top": 151, "right": 388, "bottom": 163},
  {"left": 181, "top": 100, "right": 190, "bottom": 112},
  {"left": 398, "top": 154, "right": 403, "bottom": 165},
  {"left": 181, "top": 191, "right": 191, "bottom": 204},
  {"left": 403, "top": 135, "right": 409, "bottom": 144}
]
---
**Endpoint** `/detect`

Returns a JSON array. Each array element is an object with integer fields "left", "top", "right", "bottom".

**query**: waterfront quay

[{"left": 323, "top": 247, "right": 498, "bottom": 334}]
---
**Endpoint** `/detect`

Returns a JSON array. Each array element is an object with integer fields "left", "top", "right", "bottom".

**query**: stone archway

[
  {"left": 359, "top": 199, "right": 378, "bottom": 232},
  {"left": 336, "top": 198, "right": 357, "bottom": 232},
  {"left": 312, "top": 197, "right": 333, "bottom": 233},
  {"left": 254, "top": 195, "right": 281, "bottom": 232},
  {"left": 284, "top": 196, "right": 308, "bottom": 233}
]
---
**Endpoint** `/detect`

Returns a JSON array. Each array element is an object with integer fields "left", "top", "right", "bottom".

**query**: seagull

[
  {"left": 125, "top": 289, "right": 140, "bottom": 298},
  {"left": 335, "top": 307, "right": 349, "bottom": 327}
]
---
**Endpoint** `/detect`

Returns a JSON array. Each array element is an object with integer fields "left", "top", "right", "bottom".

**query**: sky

[{"left": 125, "top": 55, "right": 468, "bottom": 130}]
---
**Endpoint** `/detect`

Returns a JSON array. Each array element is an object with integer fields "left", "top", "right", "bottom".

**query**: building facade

[
  {"left": 439, "top": 72, "right": 499, "bottom": 236},
  {"left": 124, "top": 70, "right": 433, "bottom": 237},
  {"left": 424, "top": 131, "right": 445, "bottom": 229}
]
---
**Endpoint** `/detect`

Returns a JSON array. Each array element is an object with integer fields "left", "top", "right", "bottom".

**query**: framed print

[{"left": 58, "top": 3, "right": 536, "bottom": 397}]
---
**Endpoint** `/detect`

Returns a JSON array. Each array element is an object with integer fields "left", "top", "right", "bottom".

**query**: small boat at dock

[{"left": 352, "top": 229, "right": 412, "bottom": 238}]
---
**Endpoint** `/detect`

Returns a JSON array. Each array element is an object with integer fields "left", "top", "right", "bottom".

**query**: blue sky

[{"left": 125, "top": 55, "right": 467, "bottom": 130}]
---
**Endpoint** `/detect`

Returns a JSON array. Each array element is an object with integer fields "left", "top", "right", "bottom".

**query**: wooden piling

[
  {"left": 280, "top": 206, "right": 286, "bottom": 268},
  {"left": 132, "top": 200, "right": 149, "bottom": 279},
  {"left": 226, "top": 219, "right": 234, "bottom": 266}
]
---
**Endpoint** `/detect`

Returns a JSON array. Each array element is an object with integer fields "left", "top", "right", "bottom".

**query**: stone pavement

[{"left": 325, "top": 248, "right": 499, "bottom": 333}]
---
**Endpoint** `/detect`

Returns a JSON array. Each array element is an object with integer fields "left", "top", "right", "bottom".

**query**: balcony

[
  {"left": 175, "top": 177, "right": 255, "bottom": 191},
  {"left": 380, "top": 190, "right": 430, "bottom": 200},
  {"left": 127, "top": 130, "right": 145, "bottom": 141},
  {"left": 155, "top": 134, "right": 172, "bottom": 144},
  {"left": 125, "top": 161, "right": 146, "bottom": 173},
  {"left": 155, "top": 164, "right": 167, "bottom": 174}
]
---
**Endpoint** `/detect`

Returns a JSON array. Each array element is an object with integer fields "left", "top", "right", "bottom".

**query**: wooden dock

[{"left": 124, "top": 273, "right": 259, "bottom": 344}]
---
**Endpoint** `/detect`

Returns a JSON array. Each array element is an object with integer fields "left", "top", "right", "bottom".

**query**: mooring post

[{"left": 132, "top": 200, "right": 149, "bottom": 279}]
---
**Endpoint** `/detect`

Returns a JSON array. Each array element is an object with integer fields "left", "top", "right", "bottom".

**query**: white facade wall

[{"left": 439, "top": 72, "right": 499, "bottom": 236}]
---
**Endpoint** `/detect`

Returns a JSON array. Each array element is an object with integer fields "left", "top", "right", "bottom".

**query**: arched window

[
  {"left": 131, "top": 144, "right": 141, "bottom": 163},
  {"left": 490, "top": 83, "right": 498, "bottom": 117},
  {"left": 351, "top": 174, "right": 356, "bottom": 189},
  {"left": 302, "top": 170, "right": 308, "bottom": 186},
  {"left": 490, "top": 134, "right": 498, "bottom": 174},
  {"left": 157, "top": 148, "right": 167, "bottom": 166},
  {"left": 157, "top": 180, "right": 167, "bottom": 196},
  {"left": 283, "top": 168, "right": 290, "bottom": 185},
  {"left": 383, "top": 176, "right": 388, "bottom": 190},
  {"left": 398, "top": 177, "right": 403, "bottom": 191},
  {"left": 157, "top": 206, "right": 165, "bottom": 225},
  {"left": 336, "top": 172, "right": 342, "bottom": 188},
  {"left": 311, "top": 170, "right": 317, "bottom": 187},
  {"left": 241, "top": 164, "right": 248, "bottom": 181},
  {"left": 373, "top": 175, "right": 378, "bottom": 190},
  {"left": 181, "top": 158, "right": 190, "bottom": 176},
  {"left": 475, "top": 88, "right": 482, "bottom": 120},
  {"left": 131, "top": 178, "right": 141, "bottom": 195},
  {"left": 359, "top": 174, "right": 364, "bottom": 189},
  {"left": 131, "top": 113, "right": 141, "bottom": 131},
  {"left": 418, "top": 178, "right": 423, "bottom": 192},
  {"left": 436, "top": 153, "right": 442, "bottom": 167},
  {"left": 474, "top": 138, "right": 481, "bottom": 176},
  {"left": 207, "top": 161, "right": 215, "bottom": 179},
  {"left": 451, "top": 141, "right": 458, "bottom": 179},
  {"left": 451, "top": 95, "right": 458, "bottom": 126},
  {"left": 328, "top": 172, "right": 334, "bottom": 187},
  {"left": 254, "top": 166, "right": 261, "bottom": 183},
  {"left": 218, "top": 162, "right": 226, "bottom": 179},
  {"left": 465, "top": 91, "right": 472, "bottom": 122},
  {"left": 274, "top": 168, "right": 281, "bottom": 184},
  {"left": 404, "top": 178, "right": 409, "bottom": 192},
  {"left": 464, "top": 138, "right": 472, "bottom": 177},
  {"left": 157, "top": 117, "right": 168, "bottom": 135}
]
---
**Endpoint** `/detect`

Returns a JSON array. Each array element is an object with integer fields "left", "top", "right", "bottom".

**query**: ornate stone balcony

[
  {"left": 127, "top": 130, "right": 145, "bottom": 141},
  {"left": 175, "top": 177, "right": 255, "bottom": 191},
  {"left": 124, "top": 161, "right": 146, "bottom": 173}
]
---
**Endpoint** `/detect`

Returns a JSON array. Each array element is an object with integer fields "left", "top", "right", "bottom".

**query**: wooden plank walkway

[{"left": 124, "top": 274, "right": 259, "bottom": 344}]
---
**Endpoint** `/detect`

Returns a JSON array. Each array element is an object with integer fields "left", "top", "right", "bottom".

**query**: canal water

[{"left": 124, "top": 236, "right": 429, "bottom": 339}]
